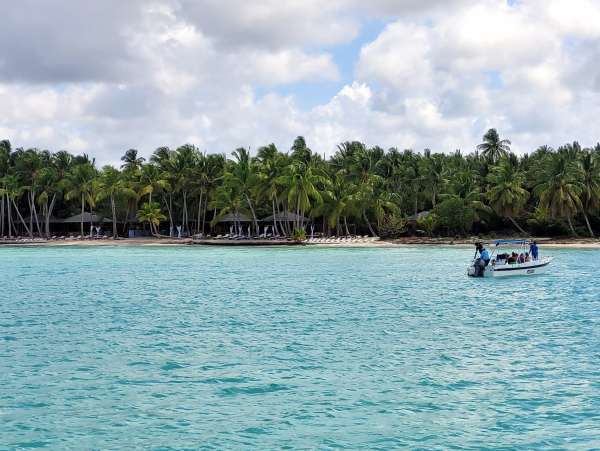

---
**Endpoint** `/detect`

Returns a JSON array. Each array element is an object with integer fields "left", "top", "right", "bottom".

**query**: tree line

[{"left": 1, "top": 129, "right": 599, "bottom": 239}]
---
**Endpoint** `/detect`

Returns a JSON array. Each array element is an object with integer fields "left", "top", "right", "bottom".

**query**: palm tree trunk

[
  {"left": 276, "top": 200, "right": 287, "bottom": 235},
  {"left": 344, "top": 216, "right": 350, "bottom": 236},
  {"left": 111, "top": 195, "right": 117, "bottom": 238},
  {"left": 271, "top": 198, "right": 279, "bottom": 236},
  {"left": 170, "top": 195, "right": 174, "bottom": 235},
  {"left": 295, "top": 195, "right": 301, "bottom": 231},
  {"left": 41, "top": 203, "right": 47, "bottom": 238},
  {"left": 28, "top": 192, "right": 34, "bottom": 237},
  {"left": 508, "top": 215, "right": 526, "bottom": 235},
  {"left": 30, "top": 191, "right": 42, "bottom": 237},
  {"left": 90, "top": 202, "right": 95, "bottom": 238},
  {"left": 301, "top": 208, "right": 307, "bottom": 232},
  {"left": 12, "top": 197, "right": 31, "bottom": 236},
  {"left": 181, "top": 191, "right": 185, "bottom": 234},
  {"left": 182, "top": 191, "right": 189, "bottom": 235},
  {"left": 567, "top": 216, "right": 577, "bottom": 236},
  {"left": 202, "top": 194, "right": 208, "bottom": 234},
  {"left": 0, "top": 193, "right": 4, "bottom": 237},
  {"left": 46, "top": 194, "right": 57, "bottom": 238},
  {"left": 122, "top": 203, "right": 130, "bottom": 234},
  {"left": 363, "top": 211, "right": 377, "bottom": 237},
  {"left": 7, "top": 196, "right": 13, "bottom": 238},
  {"left": 243, "top": 193, "right": 259, "bottom": 236},
  {"left": 80, "top": 194, "right": 85, "bottom": 236},
  {"left": 196, "top": 189, "right": 204, "bottom": 234},
  {"left": 583, "top": 212, "right": 594, "bottom": 237},
  {"left": 162, "top": 193, "right": 174, "bottom": 236}
]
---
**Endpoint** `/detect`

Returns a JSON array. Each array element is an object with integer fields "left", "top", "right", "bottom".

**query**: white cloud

[
  {"left": 353, "top": 0, "right": 600, "bottom": 153},
  {"left": 1, "top": 0, "right": 600, "bottom": 164}
]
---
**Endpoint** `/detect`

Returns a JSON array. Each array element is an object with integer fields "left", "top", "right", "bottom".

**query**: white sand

[{"left": 2, "top": 237, "right": 600, "bottom": 249}]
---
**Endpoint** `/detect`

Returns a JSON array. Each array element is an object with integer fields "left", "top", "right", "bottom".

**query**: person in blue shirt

[
  {"left": 478, "top": 243, "right": 490, "bottom": 265},
  {"left": 474, "top": 243, "right": 490, "bottom": 276},
  {"left": 529, "top": 241, "right": 539, "bottom": 260}
]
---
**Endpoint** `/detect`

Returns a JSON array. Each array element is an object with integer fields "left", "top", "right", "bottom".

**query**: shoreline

[{"left": 1, "top": 237, "right": 600, "bottom": 249}]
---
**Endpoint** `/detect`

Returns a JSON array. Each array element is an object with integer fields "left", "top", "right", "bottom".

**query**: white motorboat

[{"left": 467, "top": 239, "right": 553, "bottom": 278}]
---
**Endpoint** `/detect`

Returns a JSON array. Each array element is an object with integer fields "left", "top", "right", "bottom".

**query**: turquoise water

[{"left": 1, "top": 246, "right": 599, "bottom": 449}]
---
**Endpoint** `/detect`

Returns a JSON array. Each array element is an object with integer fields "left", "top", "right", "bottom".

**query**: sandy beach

[{"left": 2, "top": 237, "right": 600, "bottom": 248}]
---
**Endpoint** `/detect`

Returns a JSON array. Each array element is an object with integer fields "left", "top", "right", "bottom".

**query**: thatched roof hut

[
  {"left": 217, "top": 212, "right": 252, "bottom": 223},
  {"left": 61, "top": 212, "right": 111, "bottom": 223}
]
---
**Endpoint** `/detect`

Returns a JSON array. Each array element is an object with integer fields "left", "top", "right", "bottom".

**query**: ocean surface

[{"left": 1, "top": 245, "right": 599, "bottom": 450}]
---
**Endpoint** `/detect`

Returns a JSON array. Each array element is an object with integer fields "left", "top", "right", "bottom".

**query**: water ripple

[{"left": 1, "top": 246, "right": 599, "bottom": 449}]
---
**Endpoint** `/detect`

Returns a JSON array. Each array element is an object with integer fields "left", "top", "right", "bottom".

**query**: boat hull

[{"left": 467, "top": 258, "right": 552, "bottom": 278}]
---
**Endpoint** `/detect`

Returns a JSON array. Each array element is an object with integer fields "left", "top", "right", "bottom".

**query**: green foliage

[
  {"left": 477, "top": 128, "right": 511, "bottom": 163},
  {"left": 486, "top": 158, "right": 529, "bottom": 232},
  {"left": 526, "top": 207, "right": 568, "bottom": 236},
  {"left": 1, "top": 132, "right": 600, "bottom": 240},
  {"left": 433, "top": 197, "right": 475, "bottom": 236},
  {"left": 417, "top": 213, "right": 437, "bottom": 237},
  {"left": 137, "top": 202, "right": 166, "bottom": 236},
  {"left": 292, "top": 228, "right": 306, "bottom": 242},
  {"left": 532, "top": 146, "right": 584, "bottom": 235},
  {"left": 377, "top": 214, "right": 407, "bottom": 239}
]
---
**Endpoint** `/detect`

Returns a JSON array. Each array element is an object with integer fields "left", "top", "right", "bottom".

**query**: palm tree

[
  {"left": 533, "top": 151, "right": 583, "bottom": 236},
  {"left": 35, "top": 165, "right": 61, "bottom": 237},
  {"left": 290, "top": 136, "right": 313, "bottom": 165},
  {"left": 420, "top": 151, "right": 446, "bottom": 207},
  {"left": 203, "top": 154, "right": 225, "bottom": 234},
  {"left": 578, "top": 150, "right": 600, "bottom": 237},
  {"left": 13, "top": 148, "right": 45, "bottom": 236},
  {"left": 172, "top": 144, "right": 198, "bottom": 235},
  {"left": 0, "top": 174, "right": 31, "bottom": 237},
  {"left": 4, "top": 133, "right": 600, "bottom": 240},
  {"left": 98, "top": 166, "right": 137, "bottom": 237},
  {"left": 350, "top": 176, "right": 399, "bottom": 236},
  {"left": 38, "top": 150, "right": 72, "bottom": 237},
  {"left": 224, "top": 147, "right": 260, "bottom": 234},
  {"left": 209, "top": 183, "right": 248, "bottom": 235},
  {"left": 256, "top": 144, "right": 286, "bottom": 236},
  {"left": 0, "top": 140, "right": 11, "bottom": 237},
  {"left": 320, "top": 174, "right": 356, "bottom": 236},
  {"left": 137, "top": 202, "right": 166, "bottom": 237},
  {"left": 139, "top": 163, "right": 168, "bottom": 204},
  {"left": 120, "top": 149, "right": 145, "bottom": 174},
  {"left": 151, "top": 146, "right": 176, "bottom": 235},
  {"left": 64, "top": 162, "right": 97, "bottom": 236},
  {"left": 278, "top": 160, "right": 327, "bottom": 231},
  {"left": 477, "top": 129, "right": 511, "bottom": 163},
  {"left": 391, "top": 150, "right": 423, "bottom": 216},
  {"left": 190, "top": 153, "right": 225, "bottom": 235},
  {"left": 486, "top": 158, "right": 529, "bottom": 234}
]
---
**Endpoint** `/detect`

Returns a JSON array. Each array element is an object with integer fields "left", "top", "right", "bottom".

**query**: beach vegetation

[
  {"left": 292, "top": 228, "right": 306, "bottom": 242},
  {"left": 1, "top": 129, "right": 600, "bottom": 239}
]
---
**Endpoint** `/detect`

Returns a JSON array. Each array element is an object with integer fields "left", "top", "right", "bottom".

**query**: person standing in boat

[
  {"left": 478, "top": 243, "right": 491, "bottom": 265},
  {"left": 474, "top": 243, "right": 490, "bottom": 276},
  {"left": 530, "top": 241, "right": 539, "bottom": 260}
]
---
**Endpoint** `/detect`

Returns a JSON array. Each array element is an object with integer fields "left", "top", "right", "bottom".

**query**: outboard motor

[{"left": 474, "top": 258, "right": 485, "bottom": 277}]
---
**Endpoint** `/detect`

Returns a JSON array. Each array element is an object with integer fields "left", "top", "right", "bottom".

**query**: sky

[{"left": 1, "top": 0, "right": 600, "bottom": 165}]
